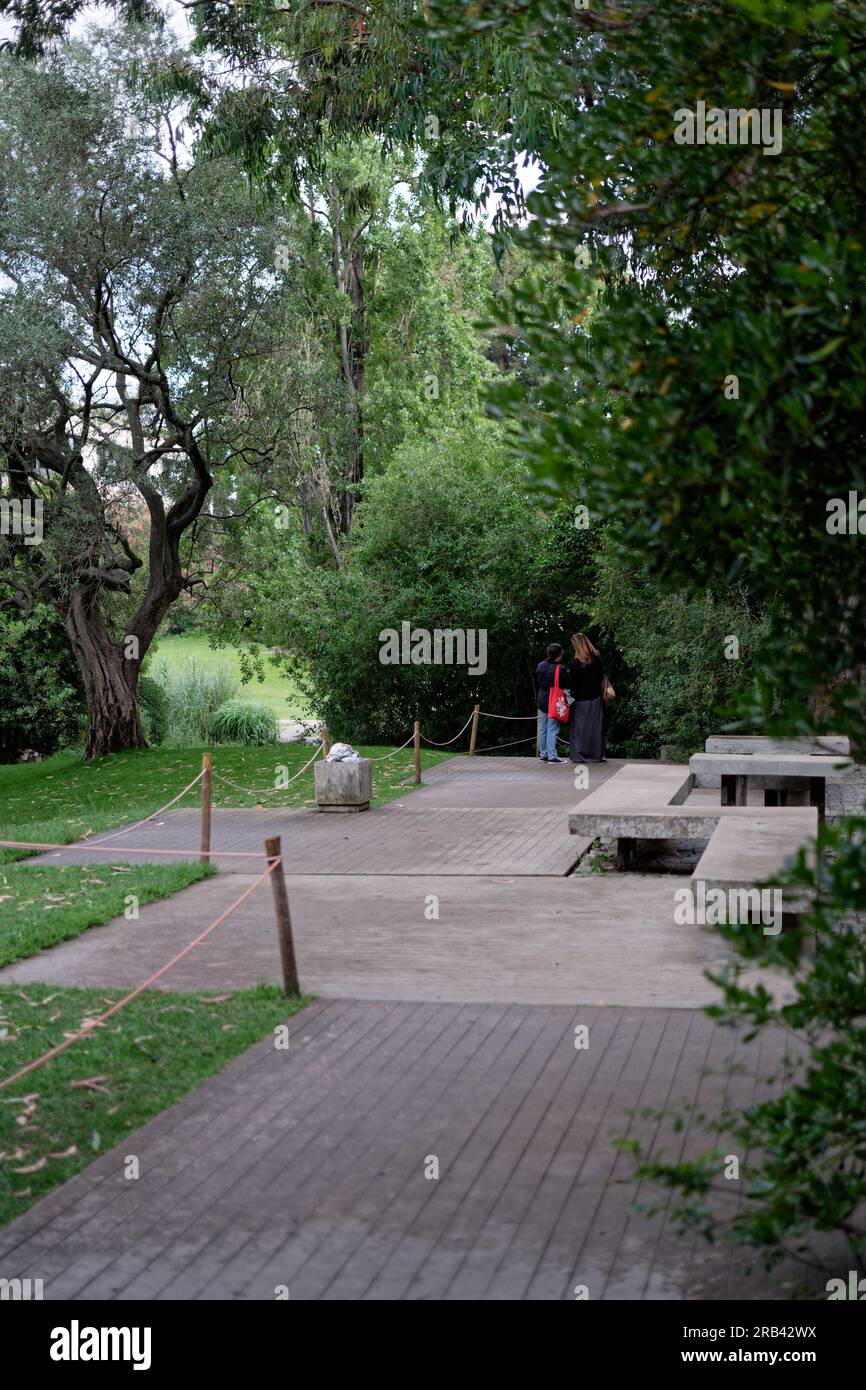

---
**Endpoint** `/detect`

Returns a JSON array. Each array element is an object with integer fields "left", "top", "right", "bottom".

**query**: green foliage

[
  {"left": 137, "top": 675, "right": 169, "bottom": 748},
  {"left": 207, "top": 699, "right": 277, "bottom": 746},
  {"left": 435, "top": 0, "right": 866, "bottom": 748},
  {"left": 622, "top": 818, "right": 866, "bottom": 1277},
  {"left": 593, "top": 547, "right": 781, "bottom": 759},
  {"left": 257, "top": 424, "right": 589, "bottom": 744},
  {"left": 155, "top": 660, "right": 239, "bottom": 748},
  {"left": 0, "top": 606, "right": 84, "bottom": 758}
]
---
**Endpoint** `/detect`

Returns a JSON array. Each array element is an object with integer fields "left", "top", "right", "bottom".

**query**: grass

[
  {"left": 0, "top": 861, "right": 214, "bottom": 968},
  {"left": 148, "top": 634, "right": 309, "bottom": 719},
  {"left": 0, "top": 982, "right": 307, "bottom": 1227},
  {"left": 0, "top": 744, "right": 454, "bottom": 864}
]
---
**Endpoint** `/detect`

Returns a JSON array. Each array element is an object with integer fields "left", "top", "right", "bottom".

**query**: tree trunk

[{"left": 66, "top": 590, "right": 147, "bottom": 759}]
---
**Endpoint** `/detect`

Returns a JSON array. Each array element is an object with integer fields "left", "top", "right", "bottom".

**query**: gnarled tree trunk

[{"left": 66, "top": 590, "right": 146, "bottom": 758}]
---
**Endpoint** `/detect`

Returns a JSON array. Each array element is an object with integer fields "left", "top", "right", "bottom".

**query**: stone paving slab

[
  {"left": 0, "top": 999, "right": 826, "bottom": 1301},
  {"left": 30, "top": 805, "right": 592, "bottom": 877},
  {"left": 0, "top": 873, "right": 795, "bottom": 1008}
]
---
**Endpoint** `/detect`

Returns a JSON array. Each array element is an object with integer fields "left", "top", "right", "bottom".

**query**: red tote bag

[{"left": 548, "top": 665, "right": 570, "bottom": 723}]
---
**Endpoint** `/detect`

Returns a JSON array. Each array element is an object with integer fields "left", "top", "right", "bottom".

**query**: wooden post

[
  {"left": 469, "top": 704, "right": 480, "bottom": 756},
  {"left": 413, "top": 719, "right": 422, "bottom": 785},
  {"left": 265, "top": 836, "right": 300, "bottom": 996},
  {"left": 322, "top": 726, "right": 331, "bottom": 757},
  {"left": 200, "top": 751, "right": 212, "bottom": 864}
]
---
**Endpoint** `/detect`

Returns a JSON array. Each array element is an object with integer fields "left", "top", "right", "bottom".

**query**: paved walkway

[
  {"left": 0, "top": 873, "right": 790, "bottom": 1008},
  {"left": 0, "top": 756, "right": 813, "bottom": 1298},
  {"left": 0, "top": 999, "right": 822, "bottom": 1300}
]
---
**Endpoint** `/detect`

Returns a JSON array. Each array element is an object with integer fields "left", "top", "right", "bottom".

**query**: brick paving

[
  {"left": 0, "top": 999, "right": 823, "bottom": 1301},
  {"left": 0, "top": 755, "right": 823, "bottom": 1299}
]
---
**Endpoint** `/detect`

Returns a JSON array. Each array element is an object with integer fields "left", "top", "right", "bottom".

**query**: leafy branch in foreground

[{"left": 617, "top": 815, "right": 866, "bottom": 1283}]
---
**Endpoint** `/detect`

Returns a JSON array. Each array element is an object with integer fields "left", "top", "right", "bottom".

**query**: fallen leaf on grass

[
  {"left": 69, "top": 1076, "right": 111, "bottom": 1094},
  {"left": 12, "top": 1157, "right": 46, "bottom": 1174},
  {"left": 200, "top": 995, "right": 233, "bottom": 1004},
  {"left": 47, "top": 1146, "right": 78, "bottom": 1159}
]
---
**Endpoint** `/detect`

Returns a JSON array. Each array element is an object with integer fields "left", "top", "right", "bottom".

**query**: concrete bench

[
  {"left": 690, "top": 808, "right": 817, "bottom": 924},
  {"left": 689, "top": 752, "right": 852, "bottom": 818},
  {"left": 705, "top": 734, "right": 850, "bottom": 756},
  {"left": 572, "top": 762, "right": 694, "bottom": 811}
]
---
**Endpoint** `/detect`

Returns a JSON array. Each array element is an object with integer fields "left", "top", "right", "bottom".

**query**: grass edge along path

[
  {"left": 0, "top": 861, "right": 215, "bottom": 969},
  {"left": 0, "top": 744, "right": 455, "bottom": 864},
  {"left": 0, "top": 982, "right": 308, "bottom": 1228}
]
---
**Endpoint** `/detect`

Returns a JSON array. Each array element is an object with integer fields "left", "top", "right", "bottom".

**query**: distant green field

[{"left": 147, "top": 634, "right": 309, "bottom": 719}]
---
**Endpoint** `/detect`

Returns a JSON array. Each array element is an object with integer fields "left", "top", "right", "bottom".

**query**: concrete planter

[{"left": 314, "top": 757, "right": 372, "bottom": 812}]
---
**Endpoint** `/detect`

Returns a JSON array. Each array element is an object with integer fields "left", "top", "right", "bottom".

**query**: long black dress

[{"left": 565, "top": 654, "right": 606, "bottom": 762}]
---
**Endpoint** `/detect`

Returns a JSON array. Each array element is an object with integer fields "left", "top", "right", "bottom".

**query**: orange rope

[{"left": 0, "top": 858, "right": 283, "bottom": 1093}]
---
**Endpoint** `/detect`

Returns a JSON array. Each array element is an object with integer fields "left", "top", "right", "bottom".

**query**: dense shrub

[
  {"left": 154, "top": 660, "right": 239, "bottom": 747},
  {"left": 0, "top": 606, "right": 85, "bottom": 759},
  {"left": 260, "top": 428, "right": 592, "bottom": 746},
  {"left": 137, "top": 675, "right": 169, "bottom": 747},
  {"left": 207, "top": 699, "right": 277, "bottom": 746},
  {"left": 592, "top": 543, "right": 781, "bottom": 759}
]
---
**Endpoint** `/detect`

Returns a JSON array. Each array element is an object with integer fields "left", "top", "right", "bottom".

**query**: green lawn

[
  {"left": 148, "top": 634, "right": 309, "bottom": 719},
  {"left": 0, "top": 861, "right": 213, "bottom": 968},
  {"left": 0, "top": 982, "right": 307, "bottom": 1227},
  {"left": 0, "top": 744, "right": 454, "bottom": 864}
]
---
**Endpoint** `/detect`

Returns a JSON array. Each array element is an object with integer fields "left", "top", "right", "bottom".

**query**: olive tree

[{"left": 0, "top": 28, "right": 286, "bottom": 755}]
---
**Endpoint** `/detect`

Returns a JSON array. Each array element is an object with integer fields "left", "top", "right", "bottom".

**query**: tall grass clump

[
  {"left": 207, "top": 700, "right": 278, "bottom": 746},
  {"left": 155, "top": 661, "right": 239, "bottom": 746}
]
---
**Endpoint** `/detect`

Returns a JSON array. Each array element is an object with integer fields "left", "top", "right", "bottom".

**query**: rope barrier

[
  {"left": 0, "top": 837, "right": 265, "bottom": 859},
  {"left": 211, "top": 741, "right": 325, "bottom": 797},
  {"left": 419, "top": 711, "right": 476, "bottom": 746},
  {"left": 364, "top": 732, "right": 417, "bottom": 761},
  {"left": 475, "top": 734, "right": 538, "bottom": 753},
  {"left": 0, "top": 857, "right": 283, "bottom": 1094},
  {"left": 479, "top": 710, "right": 538, "bottom": 722},
  {"left": 84, "top": 770, "right": 205, "bottom": 844}
]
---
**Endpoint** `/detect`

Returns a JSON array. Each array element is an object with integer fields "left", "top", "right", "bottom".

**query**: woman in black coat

[{"left": 565, "top": 632, "right": 606, "bottom": 763}]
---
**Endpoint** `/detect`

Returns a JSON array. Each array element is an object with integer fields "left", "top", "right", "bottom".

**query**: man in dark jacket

[{"left": 535, "top": 643, "right": 569, "bottom": 763}]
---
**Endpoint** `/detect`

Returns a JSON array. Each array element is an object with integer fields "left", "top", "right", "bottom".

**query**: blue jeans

[{"left": 539, "top": 711, "right": 562, "bottom": 760}]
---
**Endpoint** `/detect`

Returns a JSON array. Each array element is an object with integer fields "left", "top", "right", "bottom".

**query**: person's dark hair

[{"left": 547, "top": 642, "right": 564, "bottom": 661}]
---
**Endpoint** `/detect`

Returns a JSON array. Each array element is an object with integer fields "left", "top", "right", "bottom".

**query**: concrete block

[
  {"left": 705, "top": 734, "right": 850, "bottom": 756},
  {"left": 314, "top": 757, "right": 372, "bottom": 812}
]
